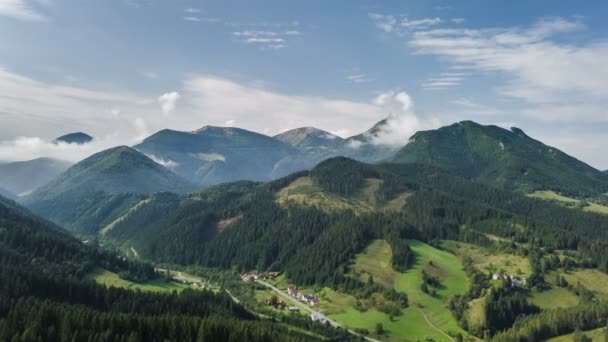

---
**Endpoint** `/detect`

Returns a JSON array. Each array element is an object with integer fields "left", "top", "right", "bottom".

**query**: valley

[{"left": 4, "top": 121, "right": 608, "bottom": 341}]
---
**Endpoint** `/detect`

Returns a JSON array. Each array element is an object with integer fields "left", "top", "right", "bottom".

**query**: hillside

[
  {"left": 135, "top": 126, "right": 298, "bottom": 187},
  {"left": 54, "top": 132, "right": 94, "bottom": 144},
  {"left": 0, "top": 195, "right": 316, "bottom": 342},
  {"left": 0, "top": 157, "right": 72, "bottom": 196},
  {"left": 388, "top": 121, "right": 608, "bottom": 196},
  {"left": 22, "top": 146, "right": 195, "bottom": 233}
]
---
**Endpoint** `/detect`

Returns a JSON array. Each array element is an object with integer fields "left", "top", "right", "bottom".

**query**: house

[
  {"left": 310, "top": 298, "right": 319, "bottom": 306},
  {"left": 287, "top": 286, "right": 296, "bottom": 296},
  {"left": 288, "top": 306, "right": 299, "bottom": 311},
  {"left": 492, "top": 274, "right": 500, "bottom": 281},
  {"left": 266, "top": 271, "right": 281, "bottom": 279}
]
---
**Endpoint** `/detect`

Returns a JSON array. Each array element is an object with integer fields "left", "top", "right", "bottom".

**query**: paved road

[{"left": 256, "top": 280, "right": 381, "bottom": 342}]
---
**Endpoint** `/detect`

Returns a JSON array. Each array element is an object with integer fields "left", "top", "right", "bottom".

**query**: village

[
  {"left": 241, "top": 271, "right": 326, "bottom": 323},
  {"left": 492, "top": 272, "right": 528, "bottom": 288}
]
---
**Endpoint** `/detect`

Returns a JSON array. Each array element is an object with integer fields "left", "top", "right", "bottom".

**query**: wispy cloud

[
  {"left": 401, "top": 17, "right": 442, "bottom": 29},
  {"left": 158, "top": 92, "right": 180, "bottom": 115},
  {"left": 0, "top": 0, "right": 45, "bottom": 21},
  {"left": 233, "top": 29, "right": 300, "bottom": 50},
  {"left": 369, "top": 13, "right": 397, "bottom": 33},
  {"left": 184, "top": 8, "right": 200, "bottom": 14},
  {"left": 183, "top": 16, "right": 200, "bottom": 22},
  {"left": 409, "top": 17, "right": 608, "bottom": 122},
  {"left": 347, "top": 74, "right": 374, "bottom": 84},
  {"left": 422, "top": 71, "right": 468, "bottom": 90}
]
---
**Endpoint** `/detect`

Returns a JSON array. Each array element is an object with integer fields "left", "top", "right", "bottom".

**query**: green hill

[
  {"left": 22, "top": 146, "right": 195, "bottom": 234},
  {"left": 0, "top": 157, "right": 72, "bottom": 196},
  {"left": 388, "top": 121, "right": 608, "bottom": 196}
]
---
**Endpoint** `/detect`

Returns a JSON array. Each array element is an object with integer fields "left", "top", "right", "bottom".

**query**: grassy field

[
  {"left": 530, "top": 287, "right": 580, "bottom": 309},
  {"left": 441, "top": 240, "right": 531, "bottom": 275},
  {"left": 275, "top": 176, "right": 374, "bottom": 213},
  {"left": 276, "top": 176, "right": 412, "bottom": 213},
  {"left": 87, "top": 268, "right": 191, "bottom": 292},
  {"left": 320, "top": 239, "right": 469, "bottom": 341},
  {"left": 529, "top": 190, "right": 608, "bottom": 215},
  {"left": 351, "top": 240, "right": 400, "bottom": 288},
  {"left": 554, "top": 269, "right": 608, "bottom": 299},
  {"left": 548, "top": 327, "right": 607, "bottom": 341}
]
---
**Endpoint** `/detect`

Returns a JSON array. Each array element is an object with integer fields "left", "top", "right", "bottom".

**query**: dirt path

[{"left": 417, "top": 307, "right": 454, "bottom": 342}]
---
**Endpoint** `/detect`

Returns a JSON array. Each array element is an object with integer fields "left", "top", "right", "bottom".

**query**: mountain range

[{"left": 133, "top": 120, "right": 400, "bottom": 188}]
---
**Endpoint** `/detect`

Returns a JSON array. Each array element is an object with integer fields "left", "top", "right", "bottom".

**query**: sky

[{"left": 1, "top": 0, "right": 608, "bottom": 168}]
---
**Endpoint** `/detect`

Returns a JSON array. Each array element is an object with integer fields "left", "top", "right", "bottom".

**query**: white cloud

[
  {"left": 145, "top": 153, "right": 179, "bottom": 169},
  {"left": 183, "top": 16, "right": 200, "bottom": 22},
  {"left": 347, "top": 74, "right": 374, "bottom": 84},
  {"left": 364, "top": 90, "right": 439, "bottom": 146},
  {"left": 224, "top": 119, "right": 236, "bottom": 126},
  {"left": 183, "top": 75, "right": 393, "bottom": 138},
  {"left": 421, "top": 72, "right": 469, "bottom": 90},
  {"left": 158, "top": 91, "right": 180, "bottom": 115},
  {"left": 451, "top": 18, "right": 465, "bottom": 24},
  {"left": 401, "top": 17, "right": 442, "bottom": 29},
  {"left": 0, "top": 0, "right": 45, "bottom": 21},
  {"left": 369, "top": 13, "right": 396, "bottom": 33},
  {"left": 0, "top": 135, "right": 124, "bottom": 163},
  {"left": 233, "top": 30, "right": 297, "bottom": 49},
  {"left": 133, "top": 117, "right": 148, "bottom": 142},
  {"left": 184, "top": 8, "right": 200, "bottom": 13}
]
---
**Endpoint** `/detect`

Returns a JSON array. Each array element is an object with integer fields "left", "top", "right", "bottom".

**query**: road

[
  {"left": 256, "top": 280, "right": 381, "bottom": 342},
  {"left": 416, "top": 307, "right": 454, "bottom": 342}
]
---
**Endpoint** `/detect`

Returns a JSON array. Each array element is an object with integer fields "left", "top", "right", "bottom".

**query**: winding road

[{"left": 256, "top": 280, "right": 381, "bottom": 342}]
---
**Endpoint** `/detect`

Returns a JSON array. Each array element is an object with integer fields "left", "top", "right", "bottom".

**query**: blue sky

[{"left": 1, "top": 0, "right": 608, "bottom": 168}]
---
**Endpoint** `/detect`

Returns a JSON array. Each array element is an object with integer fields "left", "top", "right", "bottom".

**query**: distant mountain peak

[
  {"left": 53, "top": 132, "right": 93, "bottom": 144},
  {"left": 274, "top": 127, "right": 343, "bottom": 148}
]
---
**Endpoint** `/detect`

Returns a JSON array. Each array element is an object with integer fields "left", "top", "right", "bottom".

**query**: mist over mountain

[{"left": 0, "top": 157, "right": 72, "bottom": 196}]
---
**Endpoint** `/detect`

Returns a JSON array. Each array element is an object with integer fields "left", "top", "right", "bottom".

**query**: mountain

[
  {"left": 23, "top": 146, "right": 195, "bottom": 233},
  {"left": 0, "top": 157, "right": 72, "bottom": 196},
  {"left": 54, "top": 131, "right": 94, "bottom": 144},
  {"left": 96, "top": 157, "right": 608, "bottom": 282},
  {"left": 388, "top": 120, "right": 608, "bottom": 196},
  {"left": 135, "top": 126, "right": 298, "bottom": 187},
  {"left": 274, "top": 127, "right": 344, "bottom": 148}
]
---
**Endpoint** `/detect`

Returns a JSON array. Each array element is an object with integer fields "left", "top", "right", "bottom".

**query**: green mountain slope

[
  {"left": 0, "top": 157, "right": 72, "bottom": 196},
  {"left": 54, "top": 131, "right": 94, "bottom": 144},
  {"left": 388, "top": 121, "right": 608, "bottom": 195},
  {"left": 22, "top": 146, "right": 195, "bottom": 234},
  {"left": 0, "top": 195, "right": 314, "bottom": 342},
  {"left": 95, "top": 157, "right": 608, "bottom": 287}
]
